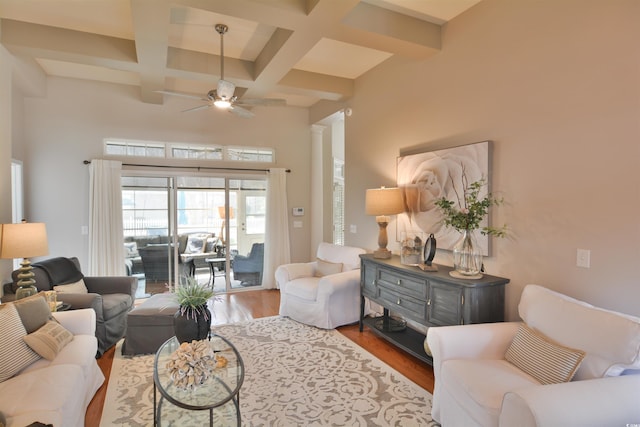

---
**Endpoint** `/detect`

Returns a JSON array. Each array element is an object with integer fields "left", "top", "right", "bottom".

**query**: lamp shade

[
  {"left": 217, "top": 206, "right": 235, "bottom": 220},
  {"left": 365, "top": 187, "right": 404, "bottom": 216},
  {"left": 0, "top": 222, "right": 49, "bottom": 259}
]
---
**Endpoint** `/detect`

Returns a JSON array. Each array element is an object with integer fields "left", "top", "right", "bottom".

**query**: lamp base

[{"left": 373, "top": 248, "right": 392, "bottom": 259}]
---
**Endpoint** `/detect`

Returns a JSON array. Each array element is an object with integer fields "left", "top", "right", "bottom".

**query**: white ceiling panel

[
  {"left": 36, "top": 58, "right": 140, "bottom": 86},
  {"left": 295, "top": 38, "right": 393, "bottom": 79}
]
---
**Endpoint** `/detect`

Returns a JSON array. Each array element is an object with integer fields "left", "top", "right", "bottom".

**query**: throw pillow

[
  {"left": 23, "top": 320, "right": 74, "bottom": 361},
  {"left": 315, "top": 258, "right": 343, "bottom": 277},
  {"left": 0, "top": 304, "right": 41, "bottom": 383},
  {"left": 184, "top": 233, "right": 210, "bottom": 254},
  {"left": 12, "top": 293, "right": 54, "bottom": 333},
  {"left": 124, "top": 241, "right": 139, "bottom": 258},
  {"left": 505, "top": 323, "right": 585, "bottom": 385},
  {"left": 53, "top": 278, "right": 88, "bottom": 294}
]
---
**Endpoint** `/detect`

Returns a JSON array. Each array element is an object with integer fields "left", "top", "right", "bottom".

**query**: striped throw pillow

[
  {"left": 0, "top": 304, "right": 41, "bottom": 383},
  {"left": 505, "top": 323, "right": 585, "bottom": 385}
]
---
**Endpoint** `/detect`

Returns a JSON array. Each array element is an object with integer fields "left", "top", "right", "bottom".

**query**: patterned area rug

[{"left": 100, "top": 316, "right": 435, "bottom": 426}]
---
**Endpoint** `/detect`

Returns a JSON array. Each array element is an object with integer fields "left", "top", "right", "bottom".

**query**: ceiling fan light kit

[{"left": 214, "top": 100, "right": 231, "bottom": 109}]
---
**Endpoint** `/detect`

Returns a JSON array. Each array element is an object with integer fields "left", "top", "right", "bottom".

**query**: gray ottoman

[{"left": 122, "top": 293, "right": 179, "bottom": 355}]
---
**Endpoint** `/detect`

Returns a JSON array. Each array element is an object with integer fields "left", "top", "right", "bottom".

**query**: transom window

[{"left": 105, "top": 139, "right": 274, "bottom": 163}]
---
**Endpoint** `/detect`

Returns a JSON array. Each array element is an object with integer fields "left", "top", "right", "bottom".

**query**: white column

[{"left": 310, "top": 124, "right": 325, "bottom": 258}]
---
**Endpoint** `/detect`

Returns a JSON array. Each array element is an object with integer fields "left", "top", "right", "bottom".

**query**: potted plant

[
  {"left": 435, "top": 171, "right": 506, "bottom": 277},
  {"left": 172, "top": 276, "right": 215, "bottom": 343}
]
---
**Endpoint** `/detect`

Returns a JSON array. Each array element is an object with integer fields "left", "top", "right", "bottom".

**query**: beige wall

[
  {"left": 0, "top": 47, "right": 13, "bottom": 284},
  {"left": 345, "top": 0, "right": 640, "bottom": 319},
  {"left": 16, "top": 76, "right": 312, "bottom": 272}
]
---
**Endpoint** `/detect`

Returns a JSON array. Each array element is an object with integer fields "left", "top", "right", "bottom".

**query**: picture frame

[{"left": 396, "top": 141, "right": 491, "bottom": 255}]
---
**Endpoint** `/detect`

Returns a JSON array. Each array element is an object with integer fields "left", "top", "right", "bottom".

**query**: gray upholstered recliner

[
  {"left": 3, "top": 257, "right": 137, "bottom": 357},
  {"left": 233, "top": 242, "right": 264, "bottom": 285}
]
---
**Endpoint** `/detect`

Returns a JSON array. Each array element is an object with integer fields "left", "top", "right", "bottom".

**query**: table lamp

[
  {"left": 0, "top": 222, "right": 49, "bottom": 299},
  {"left": 365, "top": 187, "right": 404, "bottom": 259},
  {"left": 217, "top": 206, "right": 235, "bottom": 246}
]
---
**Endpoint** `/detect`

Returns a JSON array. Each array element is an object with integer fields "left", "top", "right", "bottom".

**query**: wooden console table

[{"left": 359, "top": 254, "right": 509, "bottom": 364}]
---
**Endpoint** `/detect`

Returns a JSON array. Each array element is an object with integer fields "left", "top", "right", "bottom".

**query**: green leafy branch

[{"left": 434, "top": 168, "right": 507, "bottom": 237}]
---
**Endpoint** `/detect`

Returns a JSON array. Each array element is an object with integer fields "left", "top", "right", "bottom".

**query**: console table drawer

[
  {"left": 377, "top": 269, "right": 428, "bottom": 299},
  {"left": 378, "top": 286, "right": 427, "bottom": 321},
  {"left": 361, "top": 261, "right": 378, "bottom": 298}
]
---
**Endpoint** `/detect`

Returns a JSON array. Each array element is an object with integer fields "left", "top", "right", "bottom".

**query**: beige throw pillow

[
  {"left": 315, "top": 258, "right": 343, "bottom": 277},
  {"left": 23, "top": 320, "right": 74, "bottom": 360},
  {"left": 0, "top": 304, "right": 41, "bottom": 382},
  {"left": 53, "top": 278, "right": 88, "bottom": 293},
  {"left": 505, "top": 323, "right": 585, "bottom": 385}
]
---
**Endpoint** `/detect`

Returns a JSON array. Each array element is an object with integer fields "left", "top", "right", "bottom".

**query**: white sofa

[
  {"left": 0, "top": 303, "right": 104, "bottom": 427},
  {"left": 427, "top": 284, "right": 640, "bottom": 427},
  {"left": 276, "top": 242, "right": 366, "bottom": 329}
]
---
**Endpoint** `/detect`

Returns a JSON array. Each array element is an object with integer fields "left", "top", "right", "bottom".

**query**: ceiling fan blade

[
  {"left": 237, "top": 98, "right": 287, "bottom": 106},
  {"left": 182, "top": 104, "right": 211, "bottom": 113},
  {"left": 229, "top": 105, "right": 255, "bottom": 118},
  {"left": 156, "top": 90, "right": 206, "bottom": 101}
]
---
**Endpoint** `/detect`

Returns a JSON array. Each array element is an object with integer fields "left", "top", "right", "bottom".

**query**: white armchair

[
  {"left": 427, "top": 284, "right": 640, "bottom": 427},
  {"left": 276, "top": 242, "right": 366, "bottom": 329}
]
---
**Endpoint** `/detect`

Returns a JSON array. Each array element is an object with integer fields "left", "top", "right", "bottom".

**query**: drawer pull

[
  {"left": 372, "top": 279, "right": 376, "bottom": 286},
  {"left": 396, "top": 298, "right": 401, "bottom": 305},
  {"left": 427, "top": 299, "right": 431, "bottom": 306},
  {"left": 397, "top": 279, "right": 401, "bottom": 286}
]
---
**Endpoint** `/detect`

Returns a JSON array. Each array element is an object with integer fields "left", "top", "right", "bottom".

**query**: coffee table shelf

[{"left": 153, "top": 335, "right": 244, "bottom": 426}]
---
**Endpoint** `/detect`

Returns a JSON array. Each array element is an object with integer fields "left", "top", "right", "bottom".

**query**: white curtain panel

[
  {"left": 263, "top": 168, "right": 291, "bottom": 289},
  {"left": 88, "top": 159, "right": 125, "bottom": 276}
]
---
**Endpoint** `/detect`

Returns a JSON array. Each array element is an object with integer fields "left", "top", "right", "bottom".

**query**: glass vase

[
  {"left": 453, "top": 229, "right": 483, "bottom": 276},
  {"left": 400, "top": 231, "right": 424, "bottom": 266}
]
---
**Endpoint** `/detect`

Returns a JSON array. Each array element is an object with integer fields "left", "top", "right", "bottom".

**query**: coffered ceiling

[{"left": 0, "top": 0, "right": 480, "bottom": 109}]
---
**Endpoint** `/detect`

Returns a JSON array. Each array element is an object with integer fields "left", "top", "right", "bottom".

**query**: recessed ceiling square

[
  {"left": 169, "top": 7, "right": 276, "bottom": 60},
  {"left": 295, "top": 38, "right": 392, "bottom": 79},
  {"left": 35, "top": 58, "right": 140, "bottom": 86}
]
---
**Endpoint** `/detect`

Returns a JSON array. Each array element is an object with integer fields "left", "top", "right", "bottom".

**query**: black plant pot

[{"left": 173, "top": 305, "right": 212, "bottom": 343}]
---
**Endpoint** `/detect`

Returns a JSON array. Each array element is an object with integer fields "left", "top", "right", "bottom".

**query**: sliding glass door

[{"left": 122, "top": 173, "right": 266, "bottom": 294}]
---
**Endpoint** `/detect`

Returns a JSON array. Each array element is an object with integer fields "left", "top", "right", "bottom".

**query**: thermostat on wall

[{"left": 292, "top": 207, "right": 304, "bottom": 216}]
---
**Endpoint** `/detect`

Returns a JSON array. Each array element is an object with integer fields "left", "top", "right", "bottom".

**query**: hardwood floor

[{"left": 86, "top": 289, "right": 434, "bottom": 426}]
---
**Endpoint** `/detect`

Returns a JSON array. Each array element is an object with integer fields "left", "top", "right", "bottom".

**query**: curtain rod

[{"left": 83, "top": 160, "right": 290, "bottom": 173}]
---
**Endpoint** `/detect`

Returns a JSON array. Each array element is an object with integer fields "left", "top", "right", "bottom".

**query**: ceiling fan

[{"left": 158, "top": 24, "right": 285, "bottom": 118}]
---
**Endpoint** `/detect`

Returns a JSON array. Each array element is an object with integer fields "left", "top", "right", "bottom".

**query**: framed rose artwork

[{"left": 396, "top": 141, "right": 491, "bottom": 255}]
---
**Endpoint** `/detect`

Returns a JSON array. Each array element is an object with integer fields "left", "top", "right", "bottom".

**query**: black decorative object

[
  {"left": 419, "top": 233, "right": 438, "bottom": 272},
  {"left": 424, "top": 234, "right": 436, "bottom": 266},
  {"left": 173, "top": 305, "right": 211, "bottom": 343}
]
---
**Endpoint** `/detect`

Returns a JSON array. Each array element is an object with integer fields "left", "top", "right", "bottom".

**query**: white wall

[
  {"left": 18, "top": 77, "right": 312, "bottom": 271},
  {"left": 346, "top": 0, "right": 640, "bottom": 319}
]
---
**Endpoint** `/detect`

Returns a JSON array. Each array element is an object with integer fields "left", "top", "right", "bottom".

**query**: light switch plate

[{"left": 577, "top": 249, "right": 590, "bottom": 268}]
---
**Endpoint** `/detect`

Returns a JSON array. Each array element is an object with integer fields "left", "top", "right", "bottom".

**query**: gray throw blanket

[{"left": 34, "top": 257, "right": 84, "bottom": 286}]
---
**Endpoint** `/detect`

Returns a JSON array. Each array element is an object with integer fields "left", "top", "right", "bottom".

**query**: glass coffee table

[{"left": 153, "top": 335, "right": 244, "bottom": 426}]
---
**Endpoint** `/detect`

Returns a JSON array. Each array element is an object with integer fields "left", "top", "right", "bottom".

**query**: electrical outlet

[
  {"left": 576, "top": 249, "right": 590, "bottom": 268},
  {"left": 350, "top": 224, "right": 357, "bottom": 233}
]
